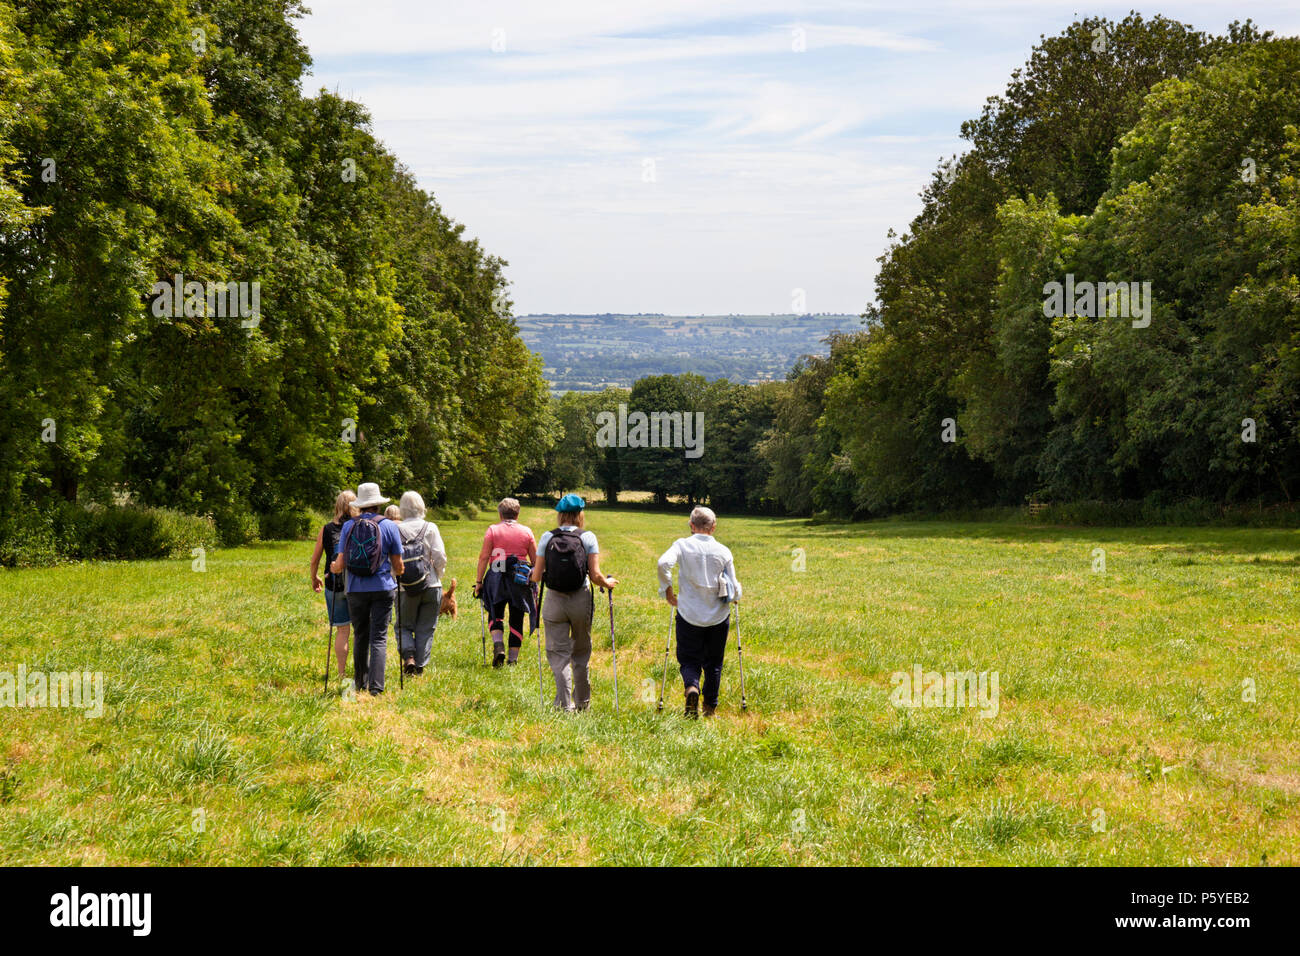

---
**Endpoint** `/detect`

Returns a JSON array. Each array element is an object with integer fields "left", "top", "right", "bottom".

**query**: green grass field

[{"left": 2, "top": 507, "right": 1297, "bottom": 865}]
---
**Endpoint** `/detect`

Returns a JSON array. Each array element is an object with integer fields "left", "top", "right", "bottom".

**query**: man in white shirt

[{"left": 657, "top": 506, "right": 742, "bottom": 718}]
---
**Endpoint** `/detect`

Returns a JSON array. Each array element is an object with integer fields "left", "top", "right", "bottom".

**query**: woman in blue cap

[{"left": 530, "top": 494, "right": 618, "bottom": 711}]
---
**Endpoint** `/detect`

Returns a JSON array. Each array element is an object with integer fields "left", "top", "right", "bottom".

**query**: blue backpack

[{"left": 344, "top": 513, "right": 388, "bottom": 577}]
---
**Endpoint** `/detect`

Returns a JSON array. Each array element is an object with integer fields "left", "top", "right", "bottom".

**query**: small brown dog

[{"left": 439, "top": 578, "right": 458, "bottom": 619}]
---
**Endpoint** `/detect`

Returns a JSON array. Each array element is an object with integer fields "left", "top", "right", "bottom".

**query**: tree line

[
  {"left": 3, "top": 7, "right": 1297, "bottom": 566},
  {"left": 0, "top": 0, "right": 552, "bottom": 556}
]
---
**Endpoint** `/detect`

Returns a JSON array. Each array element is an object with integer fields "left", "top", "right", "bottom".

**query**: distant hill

[{"left": 515, "top": 313, "right": 863, "bottom": 391}]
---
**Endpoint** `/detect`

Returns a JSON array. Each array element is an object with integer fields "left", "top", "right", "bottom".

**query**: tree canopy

[{"left": 0, "top": 0, "right": 553, "bottom": 544}]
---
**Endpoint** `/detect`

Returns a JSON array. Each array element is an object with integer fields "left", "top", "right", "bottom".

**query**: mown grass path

[{"left": 2, "top": 508, "right": 1297, "bottom": 864}]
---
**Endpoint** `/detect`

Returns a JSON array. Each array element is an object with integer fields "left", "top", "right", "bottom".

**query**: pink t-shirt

[{"left": 481, "top": 520, "right": 536, "bottom": 565}]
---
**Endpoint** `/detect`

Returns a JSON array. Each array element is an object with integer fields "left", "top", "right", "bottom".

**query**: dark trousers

[
  {"left": 676, "top": 613, "right": 729, "bottom": 708},
  {"left": 490, "top": 600, "right": 525, "bottom": 648},
  {"left": 347, "top": 589, "right": 394, "bottom": 693}
]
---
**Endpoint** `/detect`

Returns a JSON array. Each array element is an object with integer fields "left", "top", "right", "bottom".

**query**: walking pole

[
  {"left": 536, "top": 582, "right": 546, "bottom": 707},
  {"left": 604, "top": 587, "right": 619, "bottom": 714},
  {"left": 734, "top": 601, "right": 746, "bottom": 712},
  {"left": 478, "top": 586, "right": 486, "bottom": 665},
  {"left": 656, "top": 604, "right": 674, "bottom": 713},
  {"left": 324, "top": 601, "right": 334, "bottom": 695}
]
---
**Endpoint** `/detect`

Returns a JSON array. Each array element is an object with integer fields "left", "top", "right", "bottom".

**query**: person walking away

[
  {"left": 657, "top": 506, "right": 742, "bottom": 718},
  {"left": 395, "top": 490, "right": 447, "bottom": 676},
  {"left": 531, "top": 494, "right": 617, "bottom": 711},
  {"left": 311, "top": 490, "right": 359, "bottom": 685},
  {"left": 329, "top": 482, "right": 404, "bottom": 695},
  {"left": 474, "top": 498, "right": 537, "bottom": 667}
]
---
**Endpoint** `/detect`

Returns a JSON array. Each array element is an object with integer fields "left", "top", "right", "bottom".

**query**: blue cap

[{"left": 555, "top": 493, "right": 585, "bottom": 512}]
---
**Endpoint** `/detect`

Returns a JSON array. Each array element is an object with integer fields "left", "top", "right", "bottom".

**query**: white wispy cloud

[{"left": 298, "top": 0, "right": 1300, "bottom": 314}]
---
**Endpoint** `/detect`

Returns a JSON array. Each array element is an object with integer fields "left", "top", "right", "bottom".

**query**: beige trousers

[{"left": 543, "top": 587, "right": 594, "bottom": 710}]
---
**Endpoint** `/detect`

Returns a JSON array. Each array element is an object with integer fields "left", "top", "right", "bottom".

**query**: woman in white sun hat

[{"left": 329, "top": 482, "right": 404, "bottom": 694}]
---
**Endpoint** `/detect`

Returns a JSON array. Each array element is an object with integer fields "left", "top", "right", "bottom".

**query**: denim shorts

[{"left": 325, "top": 588, "right": 350, "bottom": 626}]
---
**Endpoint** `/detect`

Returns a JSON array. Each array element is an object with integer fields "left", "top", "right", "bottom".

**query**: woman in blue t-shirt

[{"left": 329, "top": 482, "right": 404, "bottom": 695}]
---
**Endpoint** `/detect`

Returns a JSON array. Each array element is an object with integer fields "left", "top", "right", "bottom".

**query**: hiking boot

[
  {"left": 684, "top": 687, "right": 700, "bottom": 719},
  {"left": 493, "top": 649, "right": 506, "bottom": 668},
  {"left": 413, "top": 665, "right": 425, "bottom": 676},
  {"left": 702, "top": 703, "right": 716, "bottom": 718}
]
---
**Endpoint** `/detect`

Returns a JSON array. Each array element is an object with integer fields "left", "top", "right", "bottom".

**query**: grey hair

[
  {"left": 399, "top": 490, "right": 426, "bottom": 520},
  {"left": 689, "top": 506, "right": 717, "bottom": 531},
  {"left": 498, "top": 497, "right": 521, "bottom": 520}
]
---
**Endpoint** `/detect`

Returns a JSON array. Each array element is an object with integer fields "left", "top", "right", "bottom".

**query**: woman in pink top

[{"left": 474, "top": 498, "right": 538, "bottom": 667}]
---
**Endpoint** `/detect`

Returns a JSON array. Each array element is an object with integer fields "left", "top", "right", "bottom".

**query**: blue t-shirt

[{"left": 336, "top": 514, "right": 403, "bottom": 593}]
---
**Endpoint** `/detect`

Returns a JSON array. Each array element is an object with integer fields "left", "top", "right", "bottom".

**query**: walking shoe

[
  {"left": 702, "top": 703, "right": 716, "bottom": 718},
  {"left": 684, "top": 687, "right": 700, "bottom": 719},
  {"left": 493, "top": 649, "right": 506, "bottom": 668},
  {"left": 413, "top": 665, "right": 425, "bottom": 676}
]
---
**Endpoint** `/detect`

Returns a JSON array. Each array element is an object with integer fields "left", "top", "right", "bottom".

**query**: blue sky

[{"left": 297, "top": 1, "right": 1300, "bottom": 315}]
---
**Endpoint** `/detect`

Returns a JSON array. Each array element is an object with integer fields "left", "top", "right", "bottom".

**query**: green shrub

[
  {"left": 259, "top": 508, "right": 314, "bottom": 541},
  {"left": 211, "top": 507, "right": 260, "bottom": 547},
  {"left": 83, "top": 506, "right": 217, "bottom": 560},
  {"left": 1031, "top": 498, "right": 1300, "bottom": 528},
  {"left": 147, "top": 508, "right": 220, "bottom": 557},
  {"left": 0, "top": 510, "right": 63, "bottom": 567},
  {"left": 0, "top": 504, "right": 218, "bottom": 566}
]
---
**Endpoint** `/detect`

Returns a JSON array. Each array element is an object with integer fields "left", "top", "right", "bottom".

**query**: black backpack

[
  {"left": 398, "top": 521, "right": 431, "bottom": 591},
  {"left": 543, "top": 528, "right": 588, "bottom": 592}
]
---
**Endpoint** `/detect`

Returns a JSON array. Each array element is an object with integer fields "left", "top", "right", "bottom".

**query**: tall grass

[{"left": 0, "top": 510, "right": 1295, "bottom": 864}]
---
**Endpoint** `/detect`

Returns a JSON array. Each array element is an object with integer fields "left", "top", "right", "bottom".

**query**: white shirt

[{"left": 657, "top": 533, "right": 742, "bottom": 628}]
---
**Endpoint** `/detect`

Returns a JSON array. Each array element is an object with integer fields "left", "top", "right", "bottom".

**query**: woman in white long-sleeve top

[
  {"left": 656, "top": 506, "right": 742, "bottom": 718},
  {"left": 395, "top": 490, "right": 448, "bottom": 676}
]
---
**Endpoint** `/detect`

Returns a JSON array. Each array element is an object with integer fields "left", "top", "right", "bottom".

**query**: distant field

[
  {"left": 515, "top": 313, "right": 861, "bottom": 389},
  {"left": 1, "top": 509, "right": 1297, "bottom": 864}
]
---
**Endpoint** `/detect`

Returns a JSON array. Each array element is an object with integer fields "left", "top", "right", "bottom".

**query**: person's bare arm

[
  {"left": 475, "top": 533, "right": 492, "bottom": 594},
  {"left": 310, "top": 526, "right": 325, "bottom": 592},
  {"left": 589, "top": 553, "right": 617, "bottom": 590},
  {"left": 390, "top": 529, "right": 404, "bottom": 578}
]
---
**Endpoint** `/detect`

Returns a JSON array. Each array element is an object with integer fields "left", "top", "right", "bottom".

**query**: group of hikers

[{"left": 308, "top": 484, "right": 743, "bottom": 717}]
